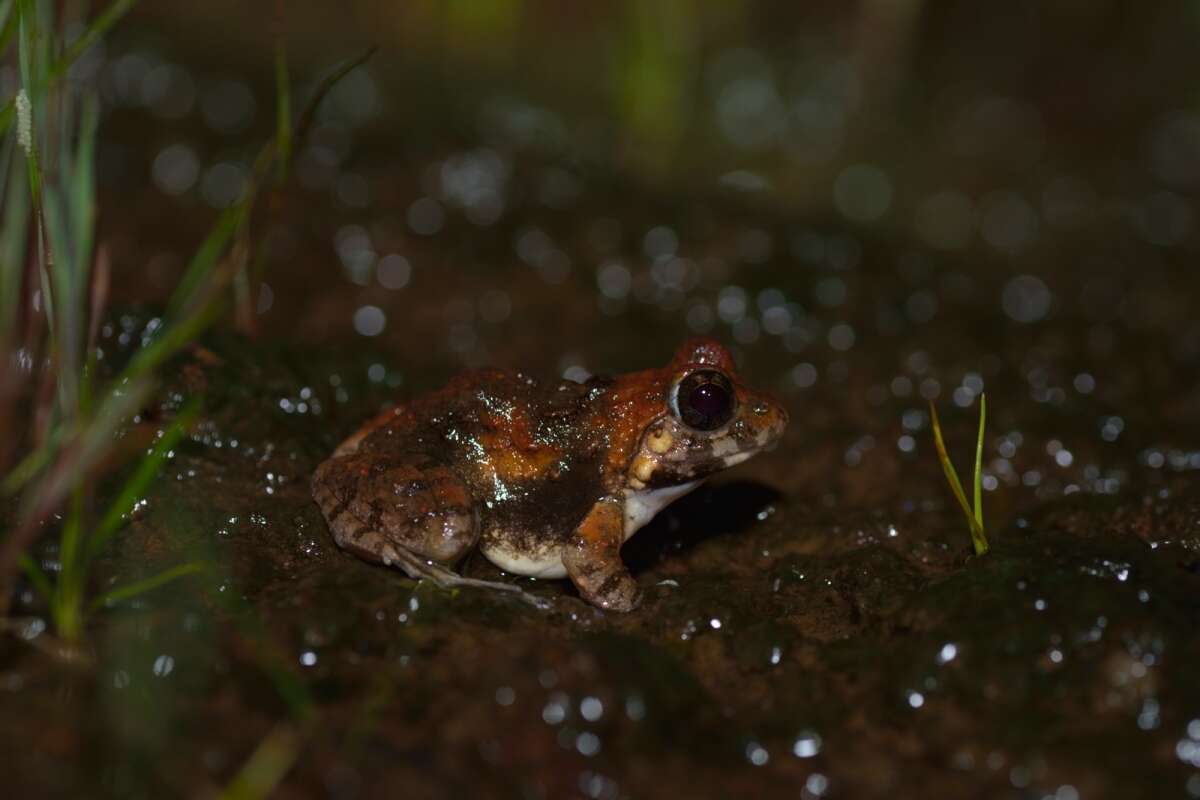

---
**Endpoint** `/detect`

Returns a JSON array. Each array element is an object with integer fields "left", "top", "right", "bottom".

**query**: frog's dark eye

[{"left": 673, "top": 370, "right": 736, "bottom": 431}]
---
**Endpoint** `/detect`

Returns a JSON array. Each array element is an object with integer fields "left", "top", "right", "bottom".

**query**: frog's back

[{"left": 340, "top": 370, "right": 607, "bottom": 576}]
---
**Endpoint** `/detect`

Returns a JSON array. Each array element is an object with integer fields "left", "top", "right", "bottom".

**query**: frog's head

[{"left": 625, "top": 338, "right": 788, "bottom": 490}]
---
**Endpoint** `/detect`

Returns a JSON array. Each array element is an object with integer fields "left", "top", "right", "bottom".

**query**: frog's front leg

[{"left": 562, "top": 497, "right": 642, "bottom": 611}]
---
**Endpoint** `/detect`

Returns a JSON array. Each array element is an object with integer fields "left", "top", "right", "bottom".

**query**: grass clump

[
  {"left": 0, "top": 0, "right": 216, "bottom": 642},
  {"left": 929, "top": 394, "right": 989, "bottom": 556},
  {"left": 0, "top": 0, "right": 374, "bottom": 642}
]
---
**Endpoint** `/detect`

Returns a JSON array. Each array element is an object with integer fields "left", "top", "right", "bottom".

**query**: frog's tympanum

[{"left": 311, "top": 338, "right": 788, "bottom": 611}]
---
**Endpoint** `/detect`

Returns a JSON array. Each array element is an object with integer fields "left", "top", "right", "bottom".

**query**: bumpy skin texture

[{"left": 311, "top": 338, "right": 788, "bottom": 611}]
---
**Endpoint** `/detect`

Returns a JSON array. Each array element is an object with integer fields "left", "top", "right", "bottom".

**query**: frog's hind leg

[
  {"left": 311, "top": 453, "right": 535, "bottom": 601},
  {"left": 373, "top": 538, "right": 530, "bottom": 596}
]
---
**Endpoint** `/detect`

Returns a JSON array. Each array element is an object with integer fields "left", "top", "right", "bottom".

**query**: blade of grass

[
  {"left": 0, "top": 3, "right": 15, "bottom": 139},
  {"left": 294, "top": 45, "right": 377, "bottom": 151},
  {"left": 42, "top": 184, "right": 82, "bottom": 413},
  {"left": 68, "top": 95, "right": 98, "bottom": 293},
  {"left": 273, "top": 34, "right": 292, "bottom": 181},
  {"left": 85, "top": 244, "right": 110, "bottom": 364},
  {"left": 217, "top": 723, "right": 304, "bottom": 800},
  {"left": 164, "top": 202, "right": 244, "bottom": 321},
  {"left": 1, "top": 425, "right": 64, "bottom": 495},
  {"left": 47, "top": 0, "right": 138, "bottom": 82},
  {"left": 17, "top": 0, "right": 54, "bottom": 372},
  {"left": 929, "top": 399, "right": 988, "bottom": 556},
  {"left": 17, "top": 552, "right": 52, "bottom": 602},
  {"left": 0, "top": 375, "right": 152, "bottom": 602},
  {"left": 85, "top": 399, "right": 200, "bottom": 562},
  {"left": 928, "top": 401, "right": 973, "bottom": 522},
  {"left": 121, "top": 294, "right": 226, "bottom": 385},
  {"left": 0, "top": 138, "right": 29, "bottom": 337},
  {"left": 973, "top": 393, "right": 986, "bottom": 533},
  {"left": 88, "top": 560, "right": 204, "bottom": 612},
  {"left": 0, "top": 1, "right": 16, "bottom": 48},
  {"left": 52, "top": 488, "right": 88, "bottom": 640},
  {"left": 0, "top": 0, "right": 139, "bottom": 137}
]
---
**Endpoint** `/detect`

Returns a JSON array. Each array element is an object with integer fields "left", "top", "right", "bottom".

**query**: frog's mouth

[
  {"left": 720, "top": 447, "right": 764, "bottom": 468},
  {"left": 715, "top": 431, "right": 782, "bottom": 470}
]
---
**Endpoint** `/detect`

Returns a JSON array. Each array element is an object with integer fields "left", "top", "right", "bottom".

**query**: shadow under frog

[{"left": 311, "top": 338, "right": 788, "bottom": 611}]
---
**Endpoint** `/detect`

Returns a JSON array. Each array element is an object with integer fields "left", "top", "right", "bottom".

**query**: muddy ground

[{"left": 4, "top": 4, "right": 1200, "bottom": 799}]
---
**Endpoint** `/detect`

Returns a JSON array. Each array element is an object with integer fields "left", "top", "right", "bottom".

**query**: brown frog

[{"left": 311, "top": 338, "right": 788, "bottom": 611}]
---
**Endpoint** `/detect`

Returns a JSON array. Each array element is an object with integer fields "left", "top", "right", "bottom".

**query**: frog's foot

[
  {"left": 379, "top": 539, "right": 519, "bottom": 594},
  {"left": 350, "top": 529, "right": 548, "bottom": 608},
  {"left": 563, "top": 497, "right": 643, "bottom": 612}
]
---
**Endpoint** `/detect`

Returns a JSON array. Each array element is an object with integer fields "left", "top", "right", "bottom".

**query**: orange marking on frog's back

[
  {"left": 469, "top": 400, "right": 564, "bottom": 482},
  {"left": 477, "top": 432, "right": 563, "bottom": 482}
]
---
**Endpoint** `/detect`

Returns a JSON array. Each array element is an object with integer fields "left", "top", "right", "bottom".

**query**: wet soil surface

[
  {"left": 6, "top": 18, "right": 1200, "bottom": 800},
  {"left": 5, "top": 180, "right": 1200, "bottom": 798}
]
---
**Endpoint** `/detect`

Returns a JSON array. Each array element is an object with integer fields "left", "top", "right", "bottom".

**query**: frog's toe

[
  {"left": 597, "top": 576, "right": 643, "bottom": 612},
  {"left": 575, "top": 573, "right": 641, "bottom": 612}
]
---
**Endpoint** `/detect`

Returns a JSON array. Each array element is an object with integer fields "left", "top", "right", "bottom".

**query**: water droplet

[
  {"left": 834, "top": 163, "right": 892, "bottom": 223},
  {"left": 377, "top": 254, "right": 412, "bottom": 290},
  {"left": 580, "top": 696, "right": 604, "bottom": 722},
  {"left": 745, "top": 741, "right": 769, "bottom": 766},
  {"left": 793, "top": 731, "right": 823, "bottom": 758},
  {"left": 1001, "top": 275, "right": 1052, "bottom": 323},
  {"left": 152, "top": 654, "right": 175, "bottom": 677},
  {"left": 353, "top": 305, "right": 387, "bottom": 337},
  {"left": 576, "top": 731, "right": 601, "bottom": 757}
]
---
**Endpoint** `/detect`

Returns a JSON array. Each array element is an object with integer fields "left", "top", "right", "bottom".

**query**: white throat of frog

[{"left": 621, "top": 479, "right": 704, "bottom": 540}]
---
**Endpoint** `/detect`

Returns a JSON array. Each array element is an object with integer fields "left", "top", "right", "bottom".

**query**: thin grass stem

[
  {"left": 929, "top": 398, "right": 989, "bottom": 556},
  {"left": 86, "top": 400, "right": 200, "bottom": 562},
  {"left": 88, "top": 561, "right": 205, "bottom": 613}
]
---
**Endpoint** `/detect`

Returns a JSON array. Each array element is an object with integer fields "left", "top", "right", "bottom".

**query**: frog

[{"left": 310, "top": 338, "right": 788, "bottom": 611}]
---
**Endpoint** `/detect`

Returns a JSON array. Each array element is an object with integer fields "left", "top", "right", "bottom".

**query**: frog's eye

[{"left": 673, "top": 370, "right": 736, "bottom": 431}]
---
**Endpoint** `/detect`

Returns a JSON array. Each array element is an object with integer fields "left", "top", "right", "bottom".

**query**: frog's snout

[{"left": 746, "top": 395, "right": 788, "bottom": 450}]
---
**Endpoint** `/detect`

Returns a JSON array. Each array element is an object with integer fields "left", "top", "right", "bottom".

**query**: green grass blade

[
  {"left": 69, "top": 96, "right": 98, "bottom": 289},
  {"left": 85, "top": 399, "right": 200, "bottom": 562},
  {"left": 52, "top": 489, "right": 87, "bottom": 640},
  {"left": 0, "top": 0, "right": 138, "bottom": 137},
  {"left": 973, "top": 394, "right": 986, "bottom": 532},
  {"left": 120, "top": 297, "right": 224, "bottom": 386},
  {"left": 18, "top": 552, "right": 53, "bottom": 602},
  {"left": 17, "top": 0, "right": 51, "bottom": 337},
  {"left": 164, "top": 202, "right": 243, "bottom": 320},
  {"left": 0, "top": 139, "right": 30, "bottom": 337},
  {"left": 928, "top": 401, "right": 974, "bottom": 523},
  {"left": 48, "top": 0, "right": 139, "bottom": 82},
  {"left": 42, "top": 185, "right": 82, "bottom": 410},
  {"left": 217, "top": 723, "right": 304, "bottom": 800},
  {"left": 0, "top": 2, "right": 18, "bottom": 58},
  {"left": 273, "top": 39, "right": 292, "bottom": 181},
  {"left": 88, "top": 560, "right": 205, "bottom": 613},
  {"left": 294, "top": 45, "right": 378, "bottom": 154},
  {"left": 1, "top": 426, "right": 63, "bottom": 495},
  {"left": 56, "top": 486, "right": 84, "bottom": 594},
  {"left": 8, "top": 376, "right": 151, "bottom": 537}
]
